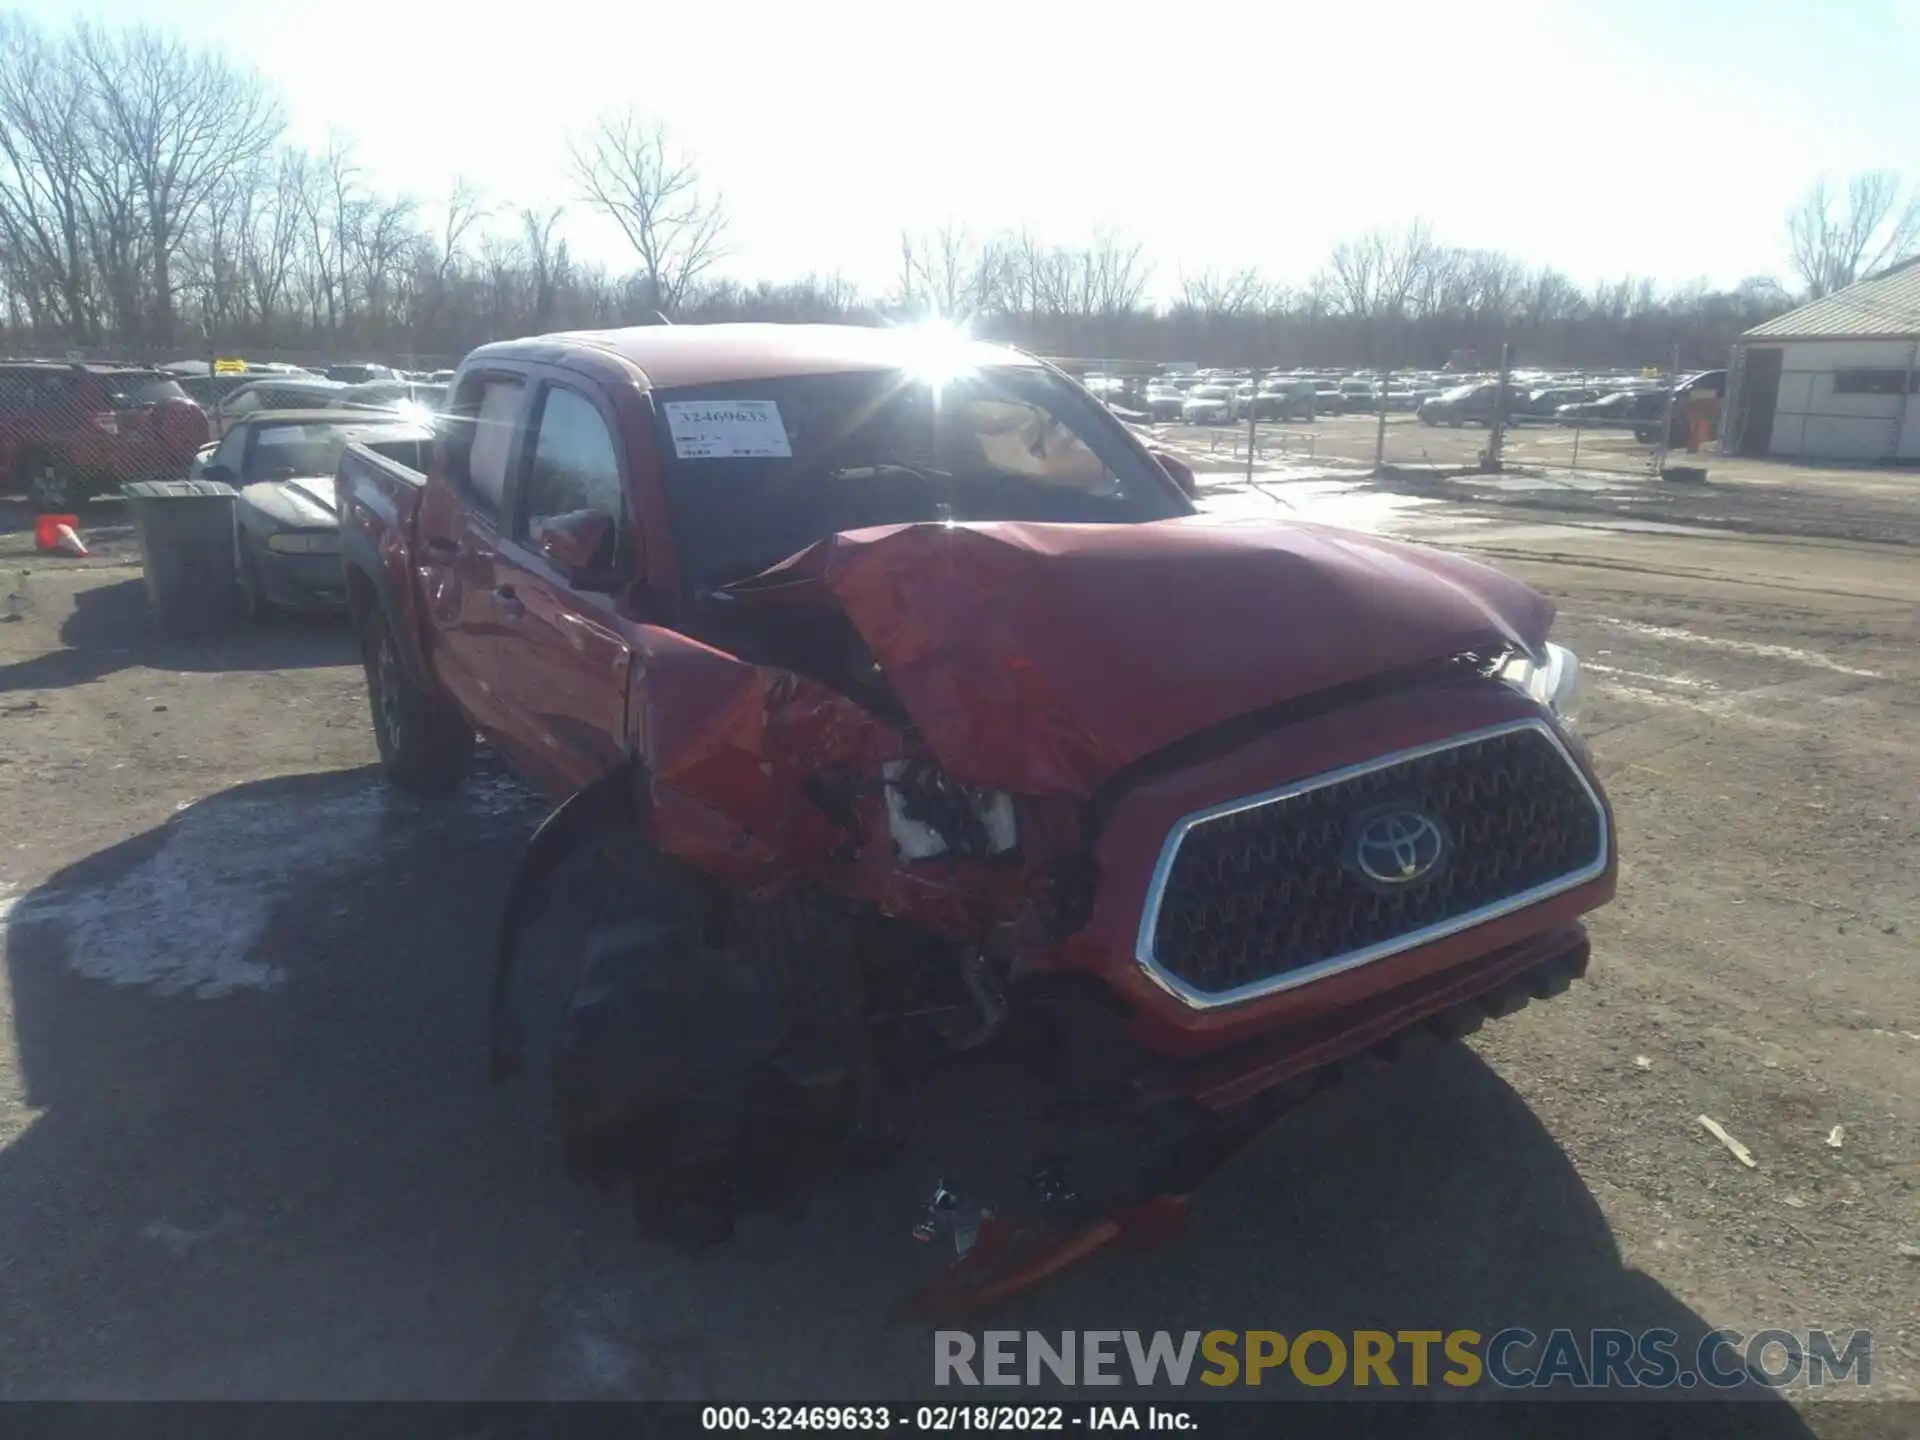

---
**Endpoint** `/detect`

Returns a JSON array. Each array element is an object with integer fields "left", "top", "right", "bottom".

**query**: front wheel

[
  {"left": 362, "top": 609, "right": 474, "bottom": 795},
  {"left": 237, "top": 537, "right": 266, "bottom": 623}
]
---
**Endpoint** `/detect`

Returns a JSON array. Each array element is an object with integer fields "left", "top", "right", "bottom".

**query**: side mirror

[
  {"left": 1149, "top": 449, "right": 1198, "bottom": 499},
  {"left": 201, "top": 463, "right": 236, "bottom": 486},
  {"left": 534, "top": 509, "right": 623, "bottom": 589}
]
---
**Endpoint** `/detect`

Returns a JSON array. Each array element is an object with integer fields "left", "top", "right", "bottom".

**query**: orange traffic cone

[{"left": 34, "top": 514, "right": 89, "bottom": 557}]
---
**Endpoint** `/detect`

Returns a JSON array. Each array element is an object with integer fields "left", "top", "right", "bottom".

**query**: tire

[
  {"left": 361, "top": 607, "right": 473, "bottom": 795},
  {"left": 237, "top": 537, "right": 266, "bottom": 624},
  {"left": 24, "top": 451, "right": 82, "bottom": 510}
]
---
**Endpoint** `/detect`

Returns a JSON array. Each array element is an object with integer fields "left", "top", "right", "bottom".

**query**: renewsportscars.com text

[{"left": 934, "top": 1328, "right": 1872, "bottom": 1391}]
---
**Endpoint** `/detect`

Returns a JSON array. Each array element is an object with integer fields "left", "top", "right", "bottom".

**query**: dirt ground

[{"left": 0, "top": 457, "right": 1915, "bottom": 1429}]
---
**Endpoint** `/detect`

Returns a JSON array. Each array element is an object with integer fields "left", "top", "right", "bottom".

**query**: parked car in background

[
  {"left": 1144, "top": 381, "right": 1187, "bottom": 421},
  {"left": 214, "top": 378, "right": 356, "bottom": 434},
  {"left": 1417, "top": 381, "right": 1519, "bottom": 427},
  {"left": 1518, "top": 386, "right": 1598, "bottom": 420},
  {"left": 174, "top": 373, "right": 260, "bottom": 408},
  {"left": 339, "top": 380, "right": 449, "bottom": 416},
  {"left": 0, "top": 361, "right": 210, "bottom": 507},
  {"left": 1312, "top": 384, "right": 1346, "bottom": 415},
  {"left": 1338, "top": 378, "right": 1379, "bottom": 411},
  {"left": 1555, "top": 388, "right": 1665, "bottom": 429},
  {"left": 323, "top": 362, "right": 400, "bottom": 384},
  {"left": 1181, "top": 384, "right": 1236, "bottom": 424},
  {"left": 1240, "top": 378, "right": 1317, "bottom": 422},
  {"left": 194, "top": 409, "right": 433, "bottom": 617}
]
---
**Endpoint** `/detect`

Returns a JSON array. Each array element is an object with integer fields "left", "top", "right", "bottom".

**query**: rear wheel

[
  {"left": 24, "top": 452, "right": 81, "bottom": 510},
  {"left": 361, "top": 609, "right": 473, "bottom": 794}
]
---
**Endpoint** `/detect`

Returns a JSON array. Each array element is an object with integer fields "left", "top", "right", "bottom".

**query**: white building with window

[{"left": 1723, "top": 257, "right": 1920, "bottom": 462}]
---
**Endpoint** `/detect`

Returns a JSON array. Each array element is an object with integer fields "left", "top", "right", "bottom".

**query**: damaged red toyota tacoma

[{"left": 338, "top": 324, "right": 1611, "bottom": 1310}]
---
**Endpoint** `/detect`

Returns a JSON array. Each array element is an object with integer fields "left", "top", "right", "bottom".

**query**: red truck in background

[
  {"left": 337, "top": 324, "right": 1612, "bottom": 1307},
  {"left": 0, "top": 361, "right": 210, "bottom": 508}
]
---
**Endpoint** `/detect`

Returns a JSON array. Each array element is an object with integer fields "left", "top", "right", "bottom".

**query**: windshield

[
  {"left": 245, "top": 422, "right": 415, "bottom": 482},
  {"left": 652, "top": 365, "right": 1187, "bottom": 590}
]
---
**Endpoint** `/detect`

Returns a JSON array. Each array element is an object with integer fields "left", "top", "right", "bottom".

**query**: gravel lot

[{"left": 0, "top": 464, "right": 1914, "bottom": 1430}]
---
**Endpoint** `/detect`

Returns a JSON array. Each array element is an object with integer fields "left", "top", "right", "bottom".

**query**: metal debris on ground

[
  {"left": 1897, "top": 1243, "right": 1920, "bottom": 1261},
  {"left": 1697, "top": 1114, "right": 1757, "bottom": 1168},
  {"left": 1782, "top": 1195, "right": 1806, "bottom": 1208},
  {"left": 1827, "top": 1125, "right": 1846, "bottom": 1150},
  {"left": 1634, "top": 1055, "right": 1653, "bottom": 1071}
]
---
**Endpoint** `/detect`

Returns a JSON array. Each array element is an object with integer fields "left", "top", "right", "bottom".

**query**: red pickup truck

[{"left": 339, "top": 324, "right": 1612, "bottom": 1285}]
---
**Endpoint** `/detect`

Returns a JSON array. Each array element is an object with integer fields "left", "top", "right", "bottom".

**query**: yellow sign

[{"left": 213, "top": 357, "right": 247, "bottom": 375}]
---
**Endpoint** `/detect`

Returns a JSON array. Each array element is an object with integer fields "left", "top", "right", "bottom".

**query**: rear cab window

[{"left": 441, "top": 372, "right": 527, "bottom": 517}]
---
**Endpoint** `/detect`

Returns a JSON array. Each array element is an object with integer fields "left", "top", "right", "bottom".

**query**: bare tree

[
  {"left": 0, "top": 16, "right": 100, "bottom": 336},
  {"left": 568, "top": 111, "right": 726, "bottom": 315},
  {"left": 520, "top": 206, "right": 567, "bottom": 330},
  {"left": 437, "top": 178, "right": 486, "bottom": 286},
  {"left": 1786, "top": 171, "right": 1920, "bottom": 299},
  {"left": 242, "top": 148, "right": 306, "bottom": 327},
  {"left": 1176, "top": 267, "right": 1271, "bottom": 317},
  {"left": 896, "top": 223, "right": 1012, "bottom": 317},
  {"left": 298, "top": 137, "right": 363, "bottom": 332},
  {"left": 72, "top": 21, "right": 282, "bottom": 347}
]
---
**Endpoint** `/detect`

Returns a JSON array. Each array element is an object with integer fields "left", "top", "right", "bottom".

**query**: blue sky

[{"left": 19, "top": 0, "right": 1918, "bottom": 296}]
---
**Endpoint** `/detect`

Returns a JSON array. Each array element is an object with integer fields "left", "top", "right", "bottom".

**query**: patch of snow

[
  {"left": 1584, "top": 663, "right": 1716, "bottom": 691},
  {"left": 1590, "top": 618, "right": 1884, "bottom": 679},
  {"left": 3, "top": 769, "right": 541, "bottom": 999}
]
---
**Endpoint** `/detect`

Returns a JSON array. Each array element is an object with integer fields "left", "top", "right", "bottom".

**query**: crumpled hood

[
  {"left": 238, "top": 474, "right": 337, "bottom": 529},
  {"left": 726, "top": 514, "right": 1555, "bottom": 795}
]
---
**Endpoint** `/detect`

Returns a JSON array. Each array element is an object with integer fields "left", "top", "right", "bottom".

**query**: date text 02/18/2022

[{"left": 700, "top": 1406, "right": 1192, "bottom": 1432}]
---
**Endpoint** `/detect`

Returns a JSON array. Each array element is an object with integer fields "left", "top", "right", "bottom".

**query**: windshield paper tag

[{"left": 662, "top": 400, "right": 792, "bottom": 459}]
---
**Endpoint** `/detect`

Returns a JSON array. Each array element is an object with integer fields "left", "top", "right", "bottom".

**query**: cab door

[{"left": 489, "top": 376, "right": 636, "bottom": 797}]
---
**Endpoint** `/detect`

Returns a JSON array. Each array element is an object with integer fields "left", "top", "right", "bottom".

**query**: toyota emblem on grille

[{"left": 1352, "top": 807, "right": 1449, "bottom": 886}]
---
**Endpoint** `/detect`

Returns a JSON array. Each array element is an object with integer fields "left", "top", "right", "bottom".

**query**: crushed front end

[{"left": 512, "top": 516, "right": 1614, "bottom": 1313}]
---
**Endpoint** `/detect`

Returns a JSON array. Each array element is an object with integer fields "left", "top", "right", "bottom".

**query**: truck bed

[{"left": 337, "top": 439, "right": 430, "bottom": 674}]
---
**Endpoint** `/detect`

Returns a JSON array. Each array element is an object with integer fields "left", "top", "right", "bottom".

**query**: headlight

[
  {"left": 266, "top": 531, "right": 341, "bottom": 555},
  {"left": 883, "top": 760, "right": 1017, "bottom": 860},
  {"left": 1501, "top": 641, "right": 1584, "bottom": 728}
]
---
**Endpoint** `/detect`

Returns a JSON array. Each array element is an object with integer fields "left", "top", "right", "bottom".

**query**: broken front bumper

[{"left": 1143, "top": 922, "right": 1591, "bottom": 1115}]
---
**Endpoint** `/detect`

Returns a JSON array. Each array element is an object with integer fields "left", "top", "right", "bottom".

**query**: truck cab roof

[{"left": 466, "top": 322, "right": 1044, "bottom": 391}]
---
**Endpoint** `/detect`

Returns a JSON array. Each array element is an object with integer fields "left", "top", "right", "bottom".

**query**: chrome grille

[{"left": 1139, "top": 721, "right": 1607, "bottom": 1005}]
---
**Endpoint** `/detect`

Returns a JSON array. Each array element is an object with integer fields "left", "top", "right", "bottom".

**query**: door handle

[
  {"left": 492, "top": 584, "right": 525, "bottom": 617},
  {"left": 423, "top": 536, "right": 458, "bottom": 562}
]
